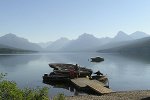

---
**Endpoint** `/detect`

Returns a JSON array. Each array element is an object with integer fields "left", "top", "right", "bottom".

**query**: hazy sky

[{"left": 0, "top": 0, "right": 150, "bottom": 43}]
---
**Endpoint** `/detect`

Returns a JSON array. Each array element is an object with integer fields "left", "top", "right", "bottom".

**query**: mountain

[
  {"left": 46, "top": 37, "right": 70, "bottom": 51},
  {"left": 0, "top": 43, "right": 13, "bottom": 49},
  {"left": 130, "top": 31, "right": 149, "bottom": 39},
  {"left": 111, "top": 31, "right": 132, "bottom": 42},
  {"left": 37, "top": 41, "right": 52, "bottom": 48},
  {"left": 46, "top": 31, "right": 149, "bottom": 52},
  {"left": 98, "top": 37, "right": 150, "bottom": 53},
  {"left": 1, "top": 31, "right": 148, "bottom": 52},
  {"left": 95, "top": 31, "right": 132, "bottom": 51},
  {"left": 0, "top": 33, "right": 42, "bottom": 51},
  {"left": 96, "top": 31, "right": 150, "bottom": 52},
  {"left": 0, "top": 43, "right": 36, "bottom": 53},
  {"left": 61, "top": 33, "right": 111, "bottom": 51},
  {"left": 0, "top": 48, "right": 36, "bottom": 54}
]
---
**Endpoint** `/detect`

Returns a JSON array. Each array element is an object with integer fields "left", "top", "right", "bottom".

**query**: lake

[{"left": 0, "top": 52, "right": 150, "bottom": 97}]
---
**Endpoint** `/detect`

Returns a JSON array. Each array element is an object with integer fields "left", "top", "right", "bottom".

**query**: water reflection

[
  {"left": 43, "top": 79, "right": 101, "bottom": 96},
  {"left": 0, "top": 52, "right": 150, "bottom": 97},
  {"left": 93, "top": 53, "right": 150, "bottom": 91},
  {"left": 0, "top": 54, "right": 41, "bottom": 68}
]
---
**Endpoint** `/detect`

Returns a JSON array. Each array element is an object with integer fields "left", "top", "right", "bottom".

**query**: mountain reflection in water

[{"left": 0, "top": 52, "right": 150, "bottom": 97}]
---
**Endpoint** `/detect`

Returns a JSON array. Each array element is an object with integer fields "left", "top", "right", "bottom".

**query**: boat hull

[{"left": 91, "top": 57, "right": 104, "bottom": 62}]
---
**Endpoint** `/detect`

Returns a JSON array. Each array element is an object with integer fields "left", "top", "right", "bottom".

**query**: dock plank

[
  {"left": 71, "top": 78, "right": 88, "bottom": 87},
  {"left": 71, "top": 78, "right": 113, "bottom": 94}
]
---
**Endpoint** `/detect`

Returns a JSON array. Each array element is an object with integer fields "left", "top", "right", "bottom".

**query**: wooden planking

[
  {"left": 86, "top": 80, "right": 112, "bottom": 94},
  {"left": 71, "top": 78, "right": 113, "bottom": 94},
  {"left": 71, "top": 78, "right": 88, "bottom": 87}
]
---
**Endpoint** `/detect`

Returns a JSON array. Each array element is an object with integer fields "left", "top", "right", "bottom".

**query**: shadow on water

[
  {"left": 119, "top": 53, "right": 150, "bottom": 63},
  {"left": 45, "top": 52, "right": 99, "bottom": 67},
  {"left": 42, "top": 62, "right": 109, "bottom": 96},
  {"left": 94, "top": 53, "right": 150, "bottom": 91},
  {"left": 0, "top": 54, "right": 41, "bottom": 68},
  {"left": 43, "top": 80, "right": 102, "bottom": 96},
  {"left": 98, "top": 52, "right": 150, "bottom": 64}
]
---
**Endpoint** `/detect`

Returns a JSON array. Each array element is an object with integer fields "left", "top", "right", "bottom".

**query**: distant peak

[
  {"left": 1, "top": 33, "right": 29, "bottom": 42},
  {"left": 117, "top": 31, "right": 127, "bottom": 35},
  {"left": 131, "top": 31, "right": 148, "bottom": 35},
  {"left": 114, "top": 31, "right": 128, "bottom": 38},
  {"left": 82, "top": 33, "right": 90, "bottom": 35},
  {"left": 57, "top": 37, "right": 69, "bottom": 41},
  {"left": 4, "top": 33, "right": 17, "bottom": 37},
  {"left": 112, "top": 31, "right": 132, "bottom": 41},
  {"left": 53, "top": 37, "right": 70, "bottom": 43},
  {"left": 130, "top": 31, "right": 149, "bottom": 39},
  {"left": 78, "top": 33, "right": 96, "bottom": 39}
]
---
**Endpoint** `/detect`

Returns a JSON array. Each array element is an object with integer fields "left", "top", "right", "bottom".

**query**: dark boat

[
  {"left": 49, "top": 63, "right": 93, "bottom": 77},
  {"left": 90, "top": 56, "right": 104, "bottom": 62},
  {"left": 91, "top": 70, "right": 108, "bottom": 84},
  {"left": 43, "top": 73, "right": 70, "bottom": 82},
  {"left": 43, "top": 63, "right": 110, "bottom": 90},
  {"left": 43, "top": 63, "right": 93, "bottom": 82}
]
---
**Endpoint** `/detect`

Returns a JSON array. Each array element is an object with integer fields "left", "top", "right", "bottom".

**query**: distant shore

[{"left": 66, "top": 90, "right": 150, "bottom": 100}]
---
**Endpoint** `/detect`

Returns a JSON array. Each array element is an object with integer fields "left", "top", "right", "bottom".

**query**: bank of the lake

[{"left": 66, "top": 90, "right": 150, "bottom": 100}]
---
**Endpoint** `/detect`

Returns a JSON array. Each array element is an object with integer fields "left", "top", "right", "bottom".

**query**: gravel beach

[{"left": 66, "top": 90, "right": 150, "bottom": 100}]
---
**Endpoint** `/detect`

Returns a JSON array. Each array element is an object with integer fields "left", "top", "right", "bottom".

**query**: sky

[{"left": 0, "top": 0, "right": 150, "bottom": 43}]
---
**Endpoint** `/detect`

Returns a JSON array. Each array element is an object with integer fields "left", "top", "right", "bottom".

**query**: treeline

[{"left": 0, "top": 48, "right": 37, "bottom": 54}]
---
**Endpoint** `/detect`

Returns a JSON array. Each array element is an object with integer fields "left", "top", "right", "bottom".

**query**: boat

[
  {"left": 43, "top": 73, "right": 70, "bottom": 82},
  {"left": 49, "top": 63, "right": 93, "bottom": 77},
  {"left": 90, "top": 56, "right": 104, "bottom": 62},
  {"left": 91, "top": 70, "right": 108, "bottom": 83},
  {"left": 43, "top": 63, "right": 93, "bottom": 82}
]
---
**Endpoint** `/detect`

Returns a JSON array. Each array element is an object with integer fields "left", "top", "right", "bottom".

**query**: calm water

[{"left": 0, "top": 52, "right": 150, "bottom": 97}]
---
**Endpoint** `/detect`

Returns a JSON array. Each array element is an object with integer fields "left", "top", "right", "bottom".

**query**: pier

[{"left": 71, "top": 78, "right": 113, "bottom": 94}]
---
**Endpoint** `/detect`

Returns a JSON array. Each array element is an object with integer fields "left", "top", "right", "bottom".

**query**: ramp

[{"left": 71, "top": 78, "right": 113, "bottom": 94}]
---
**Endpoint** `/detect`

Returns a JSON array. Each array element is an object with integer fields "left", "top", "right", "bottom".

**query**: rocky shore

[{"left": 66, "top": 90, "right": 150, "bottom": 100}]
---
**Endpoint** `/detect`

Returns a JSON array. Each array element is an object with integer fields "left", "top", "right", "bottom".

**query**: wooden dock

[{"left": 71, "top": 78, "right": 113, "bottom": 94}]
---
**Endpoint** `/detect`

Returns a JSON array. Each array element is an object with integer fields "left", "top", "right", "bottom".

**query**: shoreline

[{"left": 66, "top": 90, "right": 150, "bottom": 100}]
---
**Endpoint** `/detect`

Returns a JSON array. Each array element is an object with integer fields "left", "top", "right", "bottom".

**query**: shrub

[
  {"left": 53, "top": 93, "right": 65, "bottom": 100},
  {"left": 0, "top": 73, "right": 49, "bottom": 100},
  {"left": 0, "top": 73, "right": 66, "bottom": 100}
]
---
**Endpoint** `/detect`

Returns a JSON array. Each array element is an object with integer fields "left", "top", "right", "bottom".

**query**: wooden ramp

[{"left": 71, "top": 78, "right": 113, "bottom": 94}]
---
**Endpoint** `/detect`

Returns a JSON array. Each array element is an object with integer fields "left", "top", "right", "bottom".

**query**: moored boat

[
  {"left": 49, "top": 63, "right": 93, "bottom": 78},
  {"left": 43, "top": 63, "right": 93, "bottom": 82},
  {"left": 90, "top": 56, "right": 104, "bottom": 62},
  {"left": 43, "top": 63, "right": 109, "bottom": 86}
]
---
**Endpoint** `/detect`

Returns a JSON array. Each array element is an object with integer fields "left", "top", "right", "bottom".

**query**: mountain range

[
  {"left": 97, "top": 31, "right": 150, "bottom": 53},
  {"left": 43, "top": 31, "right": 150, "bottom": 52},
  {"left": 0, "top": 31, "right": 149, "bottom": 53},
  {"left": 0, "top": 33, "right": 42, "bottom": 52},
  {"left": 98, "top": 37, "right": 150, "bottom": 54}
]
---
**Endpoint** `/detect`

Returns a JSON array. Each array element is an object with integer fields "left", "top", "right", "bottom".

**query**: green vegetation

[
  {"left": 0, "top": 73, "right": 66, "bottom": 100},
  {"left": 53, "top": 94, "right": 65, "bottom": 100}
]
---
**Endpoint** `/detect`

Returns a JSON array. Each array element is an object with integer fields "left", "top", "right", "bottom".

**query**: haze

[{"left": 0, "top": 0, "right": 150, "bottom": 42}]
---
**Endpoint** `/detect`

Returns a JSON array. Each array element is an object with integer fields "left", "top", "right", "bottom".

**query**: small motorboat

[
  {"left": 90, "top": 56, "right": 104, "bottom": 62},
  {"left": 92, "top": 70, "right": 108, "bottom": 84}
]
